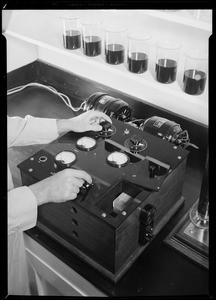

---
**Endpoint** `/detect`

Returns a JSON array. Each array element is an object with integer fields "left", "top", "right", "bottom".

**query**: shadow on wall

[{"left": 2, "top": 9, "right": 13, "bottom": 33}]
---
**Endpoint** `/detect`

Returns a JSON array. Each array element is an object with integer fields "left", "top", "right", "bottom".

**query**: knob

[
  {"left": 100, "top": 120, "right": 111, "bottom": 131},
  {"left": 130, "top": 135, "right": 142, "bottom": 146}
]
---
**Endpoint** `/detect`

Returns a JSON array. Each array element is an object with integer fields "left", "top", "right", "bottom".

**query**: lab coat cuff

[{"left": 8, "top": 186, "right": 38, "bottom": 233}]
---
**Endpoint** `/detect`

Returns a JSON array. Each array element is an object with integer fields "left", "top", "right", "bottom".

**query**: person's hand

[
  {"left": 57, "top": 110, "right": 112, "bottom": 134},
  {"left": 28, "top": 168, "right": 92, "bottom": 206}
]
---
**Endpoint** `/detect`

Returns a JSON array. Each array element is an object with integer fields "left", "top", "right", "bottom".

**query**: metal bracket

[{"left": 139, "top": 204, "right": 156, "bottom": 246}]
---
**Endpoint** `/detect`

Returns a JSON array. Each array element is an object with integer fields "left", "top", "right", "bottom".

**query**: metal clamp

[{"left": 139, "top": 204, "right": 156, "bottom": 246}]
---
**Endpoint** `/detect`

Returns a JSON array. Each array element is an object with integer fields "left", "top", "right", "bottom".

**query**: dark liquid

[
  {"left": 105, "top": 44, "right": 125, "bottom": 65},
  {"left": 128, "top": 52, "right": 148, "bottom": 73},
  {"left": 183, "top": 69, "right": 207, "bottom": 95},
  {"left": 83, "top": 35, "right": 101, "bottom": 56},
  {"left": 155, "top": 58, "right": 177, "bottom": 83},
  {"left": 63, "top": 30, "right": 81, "bottom": 50}
]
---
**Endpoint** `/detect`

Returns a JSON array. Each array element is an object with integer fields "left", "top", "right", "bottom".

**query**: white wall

[
  {"left": 2, "top": 10, "right": 38, "bottom": 72},
  {"left": 5, "top": 35, "right": 38, "bottom": 72}
]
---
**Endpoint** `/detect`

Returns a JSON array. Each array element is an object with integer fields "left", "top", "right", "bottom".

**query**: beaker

[
  {"left": 155, "top": 39, "right": 181, "bottom": 84},
  {"left": 81, "top": 18, "right": 102, "bottom": 56},
  {"left": 127, "top": 32, "right": 151, "bottom": 73},
  {"left": 183, "top": 49, "right": 207, "bottom": 95},
  {"left": 62, "top": 15, "right": 81, "bottom": 50},
  {"left": 104, "top": 25, "right": 127, "bottom": 65}
]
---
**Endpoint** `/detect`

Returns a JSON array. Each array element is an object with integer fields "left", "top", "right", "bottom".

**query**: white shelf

[{"left": 5, "top": 10, "right": 209, "bottom": 125}]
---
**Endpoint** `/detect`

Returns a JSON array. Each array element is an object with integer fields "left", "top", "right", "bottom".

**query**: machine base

[
  {"left": 37, "top": 196, "right": 185, "bottom": 284},
  {"left": 164, "top": 199, "right": 209, "bottom": 269}
]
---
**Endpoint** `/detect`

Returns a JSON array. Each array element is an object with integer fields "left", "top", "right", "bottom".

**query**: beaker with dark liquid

[
  {"left": 104, "top": 26, "right": 127, "bottom": 65},
  {"left": 183, "top": 49, "right": 207, "bottom": 95},
  {"left": 81, "top": 18, "right": 102, "bottom": 57},
  {"left": 62, "top": 15, "right": 81, "bottom": 50},
  {"left": 155, "top": 40, "right": 181, "bottom": 84},
  {"left": 127, "top": 32, "right": 151, "bottom": 74}
]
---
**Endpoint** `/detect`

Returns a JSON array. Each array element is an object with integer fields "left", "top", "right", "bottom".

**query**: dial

[
  {"left": 54, "top": 150, "right": 77, "bottom": 170},
  {"left": 55, "top": 151, "right": 77, "bottom": 164},
  {"left": 76, "top": 136, "right": 97, "bottom": 151},
  {"left": 106, "top": 151, "right": 129, "bottom": 168}
]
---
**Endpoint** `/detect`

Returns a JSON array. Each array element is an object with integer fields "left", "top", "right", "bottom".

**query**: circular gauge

[
  {"left": 54, "top": 150, "right": 77, "bottom": 171},
  {"left": 76, "top": 136, "right": 97, "bottom": 151},
  {"left": 106, "top": 151, "right": 129, "bottom": 168}
]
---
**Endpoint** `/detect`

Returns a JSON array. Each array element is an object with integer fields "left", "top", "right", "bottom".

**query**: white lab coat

[{"left": 7, "top": 115, "right": 59, "bottom": 295}]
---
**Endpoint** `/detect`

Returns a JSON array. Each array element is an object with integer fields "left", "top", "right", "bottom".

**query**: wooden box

[{"left": 18, "top": 117, "right": 189, "bottom": 283}]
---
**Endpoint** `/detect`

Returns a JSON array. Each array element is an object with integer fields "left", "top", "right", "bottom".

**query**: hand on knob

[{"left": 29, "top": 169, "right": 92, "bottom": 205}]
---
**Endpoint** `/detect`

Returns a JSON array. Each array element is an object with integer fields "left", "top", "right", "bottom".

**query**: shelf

[{"left": 4, "top": 10, "right": 209, "bottom": 125}]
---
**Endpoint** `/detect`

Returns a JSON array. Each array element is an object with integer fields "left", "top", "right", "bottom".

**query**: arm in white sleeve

[
  {"left": 7, "top": 115, "right": 59, "bottom": 234},
  {"left": 8, "top": 115, "right": 59, "bottom": 148},
  {"left": 8, "top": 186, "right": 38, "bottom": 235}
]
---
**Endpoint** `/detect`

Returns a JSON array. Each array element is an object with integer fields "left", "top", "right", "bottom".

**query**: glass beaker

[
  {"left": 62, "top": 15, "right": 81, "bottom": 50},
  {"left": 183, "top": 49, "right": 208, "bottom": 95},
  {"left": 104, "top": 25, "right": 127, "bottom": 65},
  {"left": 155, "top": 39, "right": 181, "bottom": 84},
  {"left": 127, "top": 32, "right": 151, "bottom": 73},
  {"left": 81, "top": 18, "right": 102, "bottom": 56}
]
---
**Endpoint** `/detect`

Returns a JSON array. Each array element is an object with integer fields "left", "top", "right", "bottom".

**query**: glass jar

[
  {"left": 104, "top": 25, "right": 127, "bottom": 65},
  {"left": 81, "top": 18, "right": 102, "bottom": 56},
  {"left": 183, "top": 49, "right": 208, "bottom": 95},
  {"left": 62, "top": 15, "right": 81, "bottom": 50},
  {"left": 127, "top": 32, "right": 151, "bottom": 74},
  {"left": 155, "top": 39, "right": 181, "bottom": 84}
]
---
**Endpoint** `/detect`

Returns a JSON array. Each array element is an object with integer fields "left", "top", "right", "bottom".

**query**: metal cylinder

[
  {"left": 197, "top": 148, "right": 209, "bottom": 219},
  {"left": 190, "top": 148, "right": 209, "bottom": 228}
]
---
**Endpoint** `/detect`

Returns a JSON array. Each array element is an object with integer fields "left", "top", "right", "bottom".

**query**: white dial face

[
  {"left": 107, "top": 151, "right": 129, "bottom": 166},
  {"left": 55, "top": 151, "right": 76, "bottom": 164},
  {"left": 77, "top": 137, "right": 96, "bottom": 149}
]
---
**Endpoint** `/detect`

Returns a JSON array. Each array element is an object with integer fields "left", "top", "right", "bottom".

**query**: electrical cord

[{"left": 7, "top": 82, "right": 85, "bottom": 112}]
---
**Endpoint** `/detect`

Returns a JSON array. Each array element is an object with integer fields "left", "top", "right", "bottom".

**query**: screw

[
  {"left": 177, "top": 156, "right": 182, "bottom": 160},
  {"left": 71, "top": 207, "right": 77, "bottom": 214},
  {"left": 102, "top": 213, "right": 106, "bottom": 218},
  {"left": 30, "top": 157, "right": 34, "bottom": 161},
  {"left": 28, "top": 168, "right": 33, "bottom": 172},
  {"left": 173, "top": 146, "right": 177, "bottom": 149},
  {"left": 122, "top": 211, "right": 127, "bottom": 216}
]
